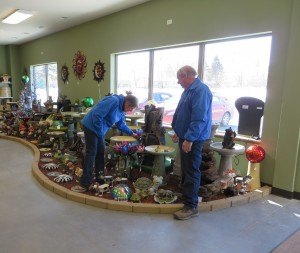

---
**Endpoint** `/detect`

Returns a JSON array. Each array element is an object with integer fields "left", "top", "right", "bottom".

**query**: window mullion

[
  {"left": 198, "top": 43, "right": 205, "bottom": 80},
  {"left": 115, "top": 56, "right": 119, "bottom": 94},
  {"left": 45, "top": 65, "right": 49, "bottom": 99},
  {"left": 148, "top": 50, "right": 154, "bottom": 100}
]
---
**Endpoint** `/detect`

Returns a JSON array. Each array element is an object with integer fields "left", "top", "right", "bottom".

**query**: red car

[{"left": 162, "top": 92, "right": 234, "bottom": 126}]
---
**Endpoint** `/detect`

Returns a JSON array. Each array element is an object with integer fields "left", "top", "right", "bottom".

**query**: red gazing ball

[{"left": 246, "top": 145, "right": 265, "bottom": 163}]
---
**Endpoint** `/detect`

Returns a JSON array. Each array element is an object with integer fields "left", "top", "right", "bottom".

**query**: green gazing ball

[
  {"left": 22, "top": 75, "right": 30, "bottom": 84},
  {"left": 82, "top": 97, "right": 94, "bottom": 108}
]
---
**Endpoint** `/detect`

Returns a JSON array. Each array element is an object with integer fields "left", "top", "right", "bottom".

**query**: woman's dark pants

[{"left": 80, "top": 126, "right": 105, "bottom": 188}]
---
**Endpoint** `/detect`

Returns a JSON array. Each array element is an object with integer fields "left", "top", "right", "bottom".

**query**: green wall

[
  {"left": 0, "top": 45, "right": 7, "bottom": 74},
  {"left": 1, "top": 45, "right": 22, "bottom": 99},
  {"left": 6, "top": 45, "right": 22, "bottom": 99},
  {"left": 273, "top": 0, "right": 300, "bottom": 193},
  {"left": 9, "top": 0, "right": 300, "bottom": 193}
]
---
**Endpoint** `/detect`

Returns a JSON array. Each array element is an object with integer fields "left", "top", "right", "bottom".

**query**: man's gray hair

[
  {"left": 125, "top": 94, "right": 138, "bottom": 107},
  {"left": 177, "top": 65, "right": 197, "bottom": 77}
]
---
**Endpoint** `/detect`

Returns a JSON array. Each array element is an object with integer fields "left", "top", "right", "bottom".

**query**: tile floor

[{"left": 0, "top": 138, "right": 300, "bottom": 253}]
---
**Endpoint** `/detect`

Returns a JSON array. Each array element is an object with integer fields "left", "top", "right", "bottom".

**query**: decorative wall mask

[
  {"left": 93, "top": 60, "right": 106, "bottom": 83},
  {"left": 72, "top": 51, "right": 87, "bottom": 80},
  {"left": 61, "top": 64, "right": 69, "bottom": 83}
]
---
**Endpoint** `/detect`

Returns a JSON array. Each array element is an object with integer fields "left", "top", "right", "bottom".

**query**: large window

[
  {"left": 203, "top": 36, "right": 271, "bottom": 131},
  {"left": 31, "top": 63, "right": 58, "bottom": 104},
  {"left": 115, "top": 35, "right": 272, "bottom": 133},
  {"left": 117, "top": 52, "right": 149, "bottom": 99}
]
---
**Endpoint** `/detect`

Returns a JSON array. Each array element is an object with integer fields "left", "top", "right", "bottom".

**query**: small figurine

[
  {"left": 148, "top": 175, "right": 163, "bottom": 195},
  {"left": 92, "top": 182, "right": 110, "bottom": 197},
  {"left": 75, "top": 167, "right": 83, "bottom": 178},
  {"left": 1, "top": 74, "right": 10, "bottom": 82},
  {"left": 32, "top": 99, "right": 39, "bottom": 113},
  {"left": 222, "top": 127, "right": 236, "bottom": 149},
  {"left": 27, "top": 122, "right": 36, "bottom": 139},
  {"left": 44, "top": 96, "right": 54, "bottom": 112},
  {"left": 11, "top": 123, "right": 19, "bottom": 137}
]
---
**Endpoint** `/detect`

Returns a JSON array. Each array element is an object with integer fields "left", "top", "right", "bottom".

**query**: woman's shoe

[{"left": 71, "top": 185, "right": 87, "bottom": 193}]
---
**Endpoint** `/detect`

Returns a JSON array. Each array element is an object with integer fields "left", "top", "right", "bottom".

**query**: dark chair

[{"left": 235, "top": 97, "right": 264, "bottom": 138}]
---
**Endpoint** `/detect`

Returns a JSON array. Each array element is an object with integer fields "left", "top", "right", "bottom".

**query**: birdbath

[
  {"left": 125, "top": 113, "right": 144, "bottom": 126},
  {"left": 62, "top": 116, "right": 76, "bottom": 145},
  {"left": 144, "top": 145, "right": 175, "bottom": 181},
  {"left": 210, "top": 142, "right": 245, "bottom": 176},
  {"left": 110, "top": 135, "right": 138, "bottom": 177},
  {"left": 110, "top": 135, "right": 137, "bottom": 145},
  {"left": 62, "top": 111, "right": 84, "bottom": 131},
  {"left": 47, "top": 131, "right": 66, "bottom": 150},
  {"left": 48, "top": 125, "right": 68, "bottom": 132},
  {"left": 128, "top": 125, "right": 142, "bottom": 131}
]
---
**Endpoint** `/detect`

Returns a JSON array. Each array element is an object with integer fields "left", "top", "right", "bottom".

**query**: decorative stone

[{"left": 41, "top": 163, "right": 59, "bottom": 170}]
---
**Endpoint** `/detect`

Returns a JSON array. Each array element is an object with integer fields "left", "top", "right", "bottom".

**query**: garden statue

[
  {"left": 18, "top": 120, "right": 27, "bottom": 138},
  {"left": 222, "top": 127, "right": 236, "bottom": 149},
  {"left": 44, "top": 96, "right": 54, "bottom": 112}
]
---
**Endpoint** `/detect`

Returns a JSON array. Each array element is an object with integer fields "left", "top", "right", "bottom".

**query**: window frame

[
  {"left": 30, "top": 62, "right": 58, "bottom": 104},
  {"left": 114, "top": 33, "right": 272, "bottom": 129}
]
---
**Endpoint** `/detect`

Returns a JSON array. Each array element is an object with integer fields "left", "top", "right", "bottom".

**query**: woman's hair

[{"left": 125, "top": 94, "right": 138, "bottom": 107}]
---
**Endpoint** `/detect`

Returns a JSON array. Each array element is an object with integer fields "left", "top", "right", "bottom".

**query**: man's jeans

[
  {"left": 80, "top": 126, "right": 105, "bottom": 188},
  {"left": 179, "top": 139, "right": 204, "bottom": 208}
]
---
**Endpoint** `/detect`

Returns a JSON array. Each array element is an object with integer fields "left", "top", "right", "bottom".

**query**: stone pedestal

[
  {"left": 47, "top": 131, "right": 65, "bottom": 150},
  {"left": 172, "top": 147, "right": 181, "bottom": 177},
  {"left": 247, "top": 162, "right": 261, "bottom": 190},
  {"left": 144, "top": 145, "right": 175, "bottom": 181},
  {"left": 210, "top": 142, "right": 245, "bottom": 176}
]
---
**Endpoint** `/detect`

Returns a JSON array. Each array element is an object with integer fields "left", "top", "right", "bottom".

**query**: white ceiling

[{"left": 0, "top": 0, "right": 150, "bottom": 46}]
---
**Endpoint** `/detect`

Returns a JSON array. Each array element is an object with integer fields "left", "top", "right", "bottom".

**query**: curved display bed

[{"left": 0, "top": 134, "right": 271, "bottom": 214}]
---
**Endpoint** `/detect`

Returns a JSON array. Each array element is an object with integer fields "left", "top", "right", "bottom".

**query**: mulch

[
  {"left": 38, "top": 149, "right": 184, "bottom": 203},
  {"left": 33, "top": 138, "right": 228, "bottom": 204}
]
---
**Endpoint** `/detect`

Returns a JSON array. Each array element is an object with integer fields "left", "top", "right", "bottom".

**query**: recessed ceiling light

[{"left": 2, "top": 10, "right": 33, "bottom": 24}]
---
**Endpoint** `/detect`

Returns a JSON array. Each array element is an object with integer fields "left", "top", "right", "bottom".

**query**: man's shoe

[{"left": 173, "top": 206, "right": 199, "bottom": 220}]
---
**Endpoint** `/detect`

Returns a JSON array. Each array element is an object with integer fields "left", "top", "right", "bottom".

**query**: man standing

[
  {"left": 172, "top": 66, "right": 212, "bottom": 220},
  {"left": 74, "top": 94, "right": 138, "bottom": 192}
]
